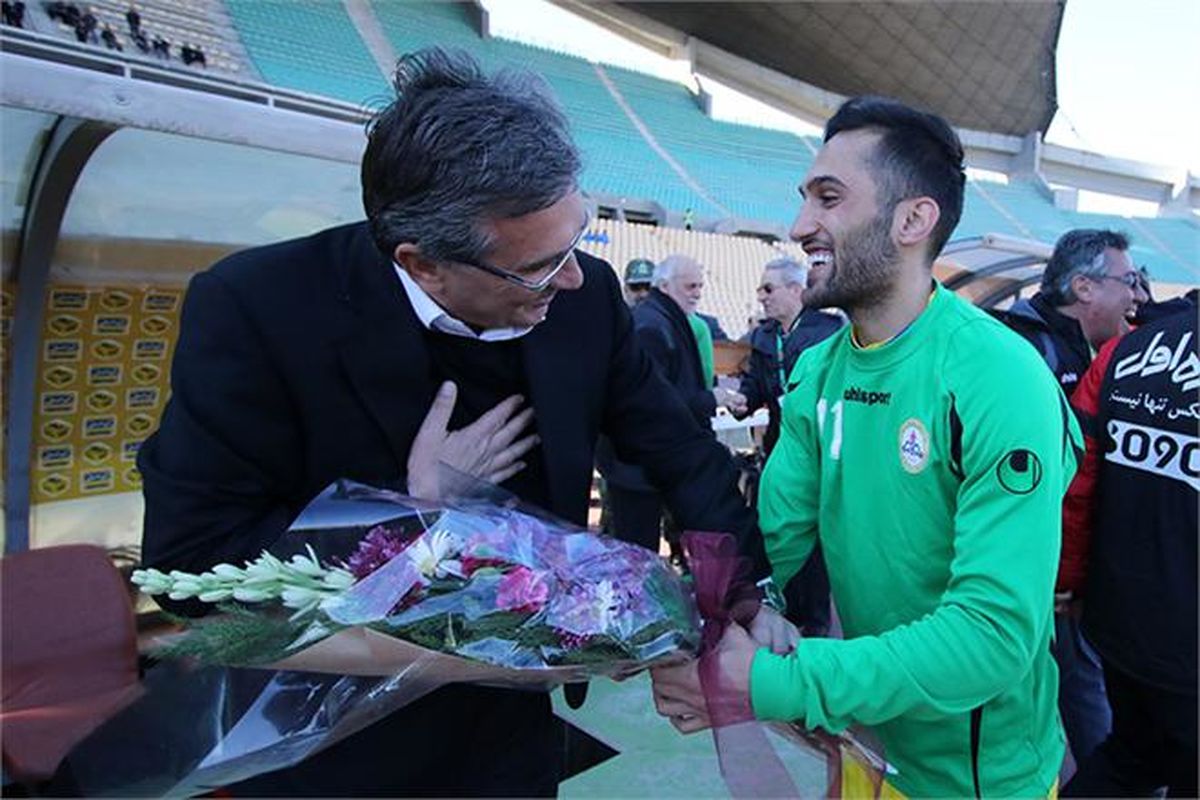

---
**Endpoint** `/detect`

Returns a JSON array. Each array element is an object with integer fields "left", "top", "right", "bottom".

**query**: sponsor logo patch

[
  {"left": 37, "top": 445, "right": 73, "bottom": 470},
  {"left": 40, "top": 391, "right": 77, "bottom": 415},
  {"left": 143, "top": 291, "right": 180, "bottom": 313},
  {"left": 99, "top": 290, "right": 133, "bottom": 311},
  {"left": 131, "top": 363, "right": 161, "bottom": 384},
  {"left": 48, "top": 289, "right": 88, "bottom": 310},
  {"left": 46, "top": 314, "right": 82, "bottom": 336},
  {"left": 82, "top": 415, "right": 117, "bottom": 439},
  {"left": 41, "top": 418, "right": 73, "bottom": 441},
  {"left": 126, "top": 387, "right": 159, "bottom": 409},
  {"left": 126, "top": 413, "right": 156, "bottom": 436},
  {"left": 43, "top": 365, "right": 77, "bottom": 388},
  {"left": 82, "top": 442, "right": 113, "bottom": 465},
  {"left": 133, "top": 339, "right": 167, "bottom": 360},
  {"left": 93, "top": 315, "right": 131, "bottom": 335},
  {"left": 44, "top": 340, "right": 81, "bottom": 361},
  {"left": 898, "top": 418, "right": 930, "bottom": 474},
  {"left": 88, "top": 364, "right": 122, "bottom": 386},
  {"left": 38, "top": 473, "right": 70, "bottom": 498},
  {"left": 121, "top": 440, "right": 143, "bottom": 461},
  {"left": 139, "top": 315, "right": 172, "bottom": 335},
  {"left": 91, "top": 339, "right": 124, "bottom": 360},
  {"left": 86, "top": 390, "right": 118, "bottom": 412},
  {"left": 81, "top": 468, "right": 115, "bottom": 493},
  {"left": 996, "top": 449, "right": 1043, "bottom": 494}
]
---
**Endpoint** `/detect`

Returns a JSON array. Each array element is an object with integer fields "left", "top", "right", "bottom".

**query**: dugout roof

[{"left": 613, "top": 1, "right": 1065, "bottom": 136}]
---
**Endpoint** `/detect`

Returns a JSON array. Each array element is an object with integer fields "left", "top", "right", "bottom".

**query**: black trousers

[
  {"left": 606, "top": 485, "right": 663, "bottom": 553},
  {"left": 1063, "top": 659, "right": 1197, "bottom": 798},
  {"left": 783, "top": 542, "right": 831, "bottom": 637},
  {"left": 228, "top": 684, "right": 561, "bottom": 797}
]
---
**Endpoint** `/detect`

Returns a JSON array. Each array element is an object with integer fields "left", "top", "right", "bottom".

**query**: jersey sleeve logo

[
  {"left": 996, "top": 449, "right": 1043, "bottom": 494},
  {"left": 898, "top": 418, "right": 931, "bottom": 474}
]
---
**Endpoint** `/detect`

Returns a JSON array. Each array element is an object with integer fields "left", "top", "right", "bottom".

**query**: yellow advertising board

[{"left": 31, "top": 285, "right": 181, "bottom": 503}]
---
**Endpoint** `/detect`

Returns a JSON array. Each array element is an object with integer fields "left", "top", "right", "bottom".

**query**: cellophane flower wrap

[
  {"left": 55, "top": 480, "right": 701, "bottom": 796},
  {"left": 134, "top": 481, "right": 700, "bottom": 678}
]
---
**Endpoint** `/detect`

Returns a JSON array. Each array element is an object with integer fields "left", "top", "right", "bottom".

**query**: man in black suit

[
  {"left": 597, "top": 255, "right": 746, "bottom": 552},
  {"left": 138, "top": 48, "right": 793, "bottom": 796}
]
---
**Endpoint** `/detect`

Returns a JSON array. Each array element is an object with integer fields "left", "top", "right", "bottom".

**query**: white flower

[
  {"left": 407, "top": 529, "right": 460, "bottom": 578},
  {"left": 595, "top": 580, "right": 619, "bottom": 630}
]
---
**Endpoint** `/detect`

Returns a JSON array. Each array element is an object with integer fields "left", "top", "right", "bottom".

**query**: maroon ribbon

[{"left": 682, "top": 531, "right": 800, "bottom": 798}]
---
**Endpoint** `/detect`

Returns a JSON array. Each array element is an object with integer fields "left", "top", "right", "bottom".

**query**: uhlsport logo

[
  {"left": 996, "top": 449, "right": 1043, "bottom": 494},
  {"left": 898, "top": 418, "right": 930, "bottom": 474}
]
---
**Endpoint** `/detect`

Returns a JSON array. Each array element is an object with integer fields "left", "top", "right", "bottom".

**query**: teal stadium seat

[{"left": 225, "top": 0, "right": 389, "bottom": 106}]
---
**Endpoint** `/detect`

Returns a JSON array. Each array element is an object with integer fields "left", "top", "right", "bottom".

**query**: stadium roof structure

[{"left": 559, "top": 1, "right": 1064, "bottom": 136}]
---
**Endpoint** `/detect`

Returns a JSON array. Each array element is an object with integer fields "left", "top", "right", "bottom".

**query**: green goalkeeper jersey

[{"left": 753, "top": 283, "right": 1080, "bottom": 798}]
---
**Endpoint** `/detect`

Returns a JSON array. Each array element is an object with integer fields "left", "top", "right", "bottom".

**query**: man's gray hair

[
  {"left": 1041, "top": 229, "right": 1130, "bottom": 306},
  {"left": 362, "top": 48, "right": 581, "bottom": 264},
  {"left": 763, "top": 256, "right": 808, "bottom": 286},
  {"left": 653, "top": 254, "right": 701, "bottom": 287}
]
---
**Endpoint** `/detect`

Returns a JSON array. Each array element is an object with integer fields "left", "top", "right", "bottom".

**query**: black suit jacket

[
  {"left": 137, "top": 222, "right": 767, "bottom": 793},
  {"left": 140, "top": 223, "right": 766, "bottom": 577},
  {"left": 596, "top": 288, "right": 717, "bottom": 491}
]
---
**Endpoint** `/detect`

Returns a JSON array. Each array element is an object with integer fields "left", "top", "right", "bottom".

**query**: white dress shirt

[{"left": 394, "top": 263, "right": 533, "bottom": 342}]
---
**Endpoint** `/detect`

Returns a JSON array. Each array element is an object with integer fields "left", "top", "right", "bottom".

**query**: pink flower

[
  {"left": 341, "top": 524, "right": 413, "bottom": 579},
  {"left": 495, "top": 567, "right": 550, "bottom": 614}
]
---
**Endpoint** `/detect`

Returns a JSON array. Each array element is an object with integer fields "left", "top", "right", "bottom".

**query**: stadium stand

[
  {"left": 224, "top": 0, "right": 387, "bottom": 104},
  {"left": 26, "top": 0, "right": 247, "bottom": 73}
]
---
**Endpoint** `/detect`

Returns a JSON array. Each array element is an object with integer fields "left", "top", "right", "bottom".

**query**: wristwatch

[{"left": 756, "top": 575, "right": 787, "bottom": 614}]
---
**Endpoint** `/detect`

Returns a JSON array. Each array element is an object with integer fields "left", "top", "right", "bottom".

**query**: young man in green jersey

[{"left": 651, "top": 96, "right": 1081, "bottom": 797}]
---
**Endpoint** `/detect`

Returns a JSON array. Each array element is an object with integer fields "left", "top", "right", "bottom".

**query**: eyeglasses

[
  {"left": 757, "top": 282, "right": 799, "bottom": 295},
  {"left": 1092, "top": 272, "right": 1140, "bottom": 289},
  {"left": 455, "top": 218, "right": 589, "bottom": 292}
]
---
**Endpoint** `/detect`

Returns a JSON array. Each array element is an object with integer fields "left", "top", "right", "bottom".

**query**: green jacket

[{"left": 752, "top": 285, "right": 1079, "bottom": 797}]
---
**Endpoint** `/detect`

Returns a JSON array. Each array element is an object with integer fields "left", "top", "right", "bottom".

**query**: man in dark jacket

[
  {"left": 737, "top": 256, "right": 842, "bottom": 635},
  {"left": 597, "top": 255, "right": 746, "bottom": 552},
  {"left": 1061, "top": 308, "right": 1198, "bottom": 797},
  {"left": 995, "top": 229, "right": 1146, "bottom": 396},
  {"left": 138, "top": 49, "right": 790, "bottom": 797},
  {"left": 739, "top": 256, "right": 843, "bottom": 453},
  {"left": 994, "top": 227, "right": 1147, "bottom": 767}
]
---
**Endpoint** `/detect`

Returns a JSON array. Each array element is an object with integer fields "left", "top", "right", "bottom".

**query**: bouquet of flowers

[{"left": 133, "top": 480, "right": 700, "bottom": 683}]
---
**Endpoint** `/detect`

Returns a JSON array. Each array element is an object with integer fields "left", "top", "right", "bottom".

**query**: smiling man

[
  {"left": 138, "top": 48, "right": 785, "bottom": 796},
  {"left": 998, "top": 229, "right": 1148, "bottom": 397},
  {"left": 651, "top": 96, "right": 1082, "bottom": 797}
]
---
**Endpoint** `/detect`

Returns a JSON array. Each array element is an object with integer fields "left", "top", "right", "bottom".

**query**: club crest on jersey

[{"left": 898, "top": 418, "right": 930, "bottom": 474}]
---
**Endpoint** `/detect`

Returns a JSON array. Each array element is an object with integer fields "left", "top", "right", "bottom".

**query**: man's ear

[
  {"left": 893, "top": 197, "right": 941, "bottom": 248},
  {"left": 1069, "top": 272, "right": 1096, "bottom": 304},
  {"left": 394, "top": 243, "right": 443, "bottom": 294}
]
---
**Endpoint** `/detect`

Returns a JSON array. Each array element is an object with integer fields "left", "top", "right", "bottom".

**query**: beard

[{"left": 802, "top": 208, "right": 900, "bottom": 312}]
